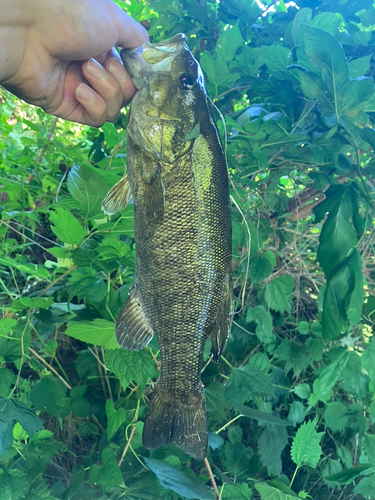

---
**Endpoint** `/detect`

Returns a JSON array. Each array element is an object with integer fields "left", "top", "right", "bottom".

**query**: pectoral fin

[
  {"left": 209, "top": 286, "right": 233, "bottom": 363},
  {"left": 102, "top": 175, "right": 132, "bottom": 215},
  {"left": 116, "top": 287, "right": 154, "bottom": 350}
]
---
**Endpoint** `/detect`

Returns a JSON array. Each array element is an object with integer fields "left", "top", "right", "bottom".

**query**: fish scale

[{"left": 102, "top": 33, "right": 232, "bottom": 459}]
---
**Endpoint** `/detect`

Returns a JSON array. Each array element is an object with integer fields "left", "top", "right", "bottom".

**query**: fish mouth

[{"left": 120, "top": 33, "right": 188, "bottom": 89}]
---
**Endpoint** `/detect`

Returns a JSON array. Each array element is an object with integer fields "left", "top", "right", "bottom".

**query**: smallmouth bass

[{"left": 102, "top": 34, "right": 232, "bottom": 460}]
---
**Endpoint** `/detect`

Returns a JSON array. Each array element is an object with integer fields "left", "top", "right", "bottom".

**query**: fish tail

[{"left": 142, "top": 386, "right": 207, "bottom": 460}]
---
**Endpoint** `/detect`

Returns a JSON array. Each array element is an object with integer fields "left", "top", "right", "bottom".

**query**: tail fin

[{"left": 142, "top": 386, "right": 207, "bottom": 460}]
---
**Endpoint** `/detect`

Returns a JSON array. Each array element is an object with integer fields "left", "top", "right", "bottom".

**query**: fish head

[{"left": 121, "top": 34, "right": 208, "bottom": 163}]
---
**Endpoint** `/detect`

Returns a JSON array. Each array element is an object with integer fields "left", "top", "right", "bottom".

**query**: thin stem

[
  {"left": 220, "top": 356, "right": 234, "bottom": 370},
  {"left": 95, "top": 345, "right": 108, "bottom": 400},
  {"left": 289, "top": 465, "right": 299, "bottom": 489},
  {"left": 29, "top": 347, "right": 71, "bottom": 390},
  {"left": 201, "top": 355, "right": 213, "bottom": 373},
  {"left": 204, "top": 458, "right": 220, "bottom": 500},
  {"left": 39, "top": 266, "right": 76, "bottom": 297},
  {"left": 101, "top": 346, "right": 113, "bottom": 400},
  {"left": 118, "top": 425, "right": 137, "bottom": 466},
  {"left": 215, "top": 414, "right": 243, "bottom": 434},
  {"left": 0, "top": 277, "right": 16, "bottom": 299}
]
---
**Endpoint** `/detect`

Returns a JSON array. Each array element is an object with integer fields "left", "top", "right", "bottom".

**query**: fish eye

[{"left": 178, "top": 74, "right": 194, "bottom": 90}]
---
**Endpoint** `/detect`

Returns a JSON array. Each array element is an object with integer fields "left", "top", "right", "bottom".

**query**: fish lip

[{"left": 120, "top": 33, "right": 188, "bottom": 86}]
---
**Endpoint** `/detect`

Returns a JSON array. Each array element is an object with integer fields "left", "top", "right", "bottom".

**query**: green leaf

[
  {"left": 265, "top": 275, "right": 294, "bottom": 313},
  {"left": 205, "top": 382, "right": 229, "bottom": 422},
  {"left": 144, "top": 457, "right": 215, "bottom": 500},
  {"left": 302, "top": 25, "right": 349, "bottom": 108},
  {"left": 0, "top": 319, "right": 17, "bottom": 337},
  {"left": 225, "top": 365, "right": 274, "bottom": 405},
  {"left": 105, "top": 399, "right": 126, "bottom": 441},
  {"left": 348, "top": 55, "right": 372, "bottom": 79},
  {"left": 69, "top": 267, "right": 108, "bottom": 303},
  {"left": 106, "top": 348, "right": 158, "bottom": 390},
  {"left": 89, "top": 447, "right": 123, "bottom": 488},
  {"left": 235, "top": 405, "right": 291, "bottom": 426},
  {"left": 0, "top": 368, "right": 15, "bottom": 398},
  {"left": 258, "top": 425, "right": 288, "bottom": 476},
  {"left": 293, "top": 384, "right": 310, "bottom": 399},
  {"left": 291, "top": 420, "right": 323, "bottom": 468},
  {"left": 216, "top": 22, "right": 243, "bottom": 62},
  {"left": 256, "top": 484, "right": 298, "bottom": 500},
  {"left": 353, "top": 473, "right": 375, "bottom": 497},
  {"left": 30, "top": 377, "right": 70, "bottom": 419},
  {"left": 246, "top": 305, "right": 274, "bottom": 343},
  {"left": 324, "top": 401, "right": 348, "bottom": 432},
  {"left": 326, "top": 464, "right": 373, "bottom": 485},
  {"left": 50, "top": 207, "right": 85, "bottom": 246},
  {"left": 288, "top": 402, "right": 305, "bottom": 425},
  {"left": 363, "top": 434, "right": 375, "bottom": 463},
  {"left": 250, "top": 257, "right": 273, "bottom": 285},
  {"left": 11, "top": 297, "right": 53, "bottom": 311},
  {"left": 64, "top": 319, "right": 118, "bottom": 349},
  {"left": 0, "top": 398, "right": 43, "bottom": 455},
  {"left": 362, "top": 344, "right": 375, "bottom": 381},
  {"left": 67, "top": 164, "right": 110, "bottom": 220},
  {"left": 0, "top": 257, "right": 49, "bottom": 280},
  {"left": 313, "top": 348, "right": 350, "bottom": 401},
  {"left": 224, "top": 441, "right": 253, "bottom": 480},
  {"left": 265, "top": 45, "right": 293, "bottom": 74}
]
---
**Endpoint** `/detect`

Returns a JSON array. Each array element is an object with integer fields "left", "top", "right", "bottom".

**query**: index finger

[{"left": 114, "top": 9, "right": 149, "bottom": 49}]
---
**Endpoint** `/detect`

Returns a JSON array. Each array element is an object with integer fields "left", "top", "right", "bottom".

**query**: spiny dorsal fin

[
  {"left": 116, "top": 286, "right": 154, "bottom": 350},
  {"left": 102, "top": 175, "right": 132, "bottom": 215}
]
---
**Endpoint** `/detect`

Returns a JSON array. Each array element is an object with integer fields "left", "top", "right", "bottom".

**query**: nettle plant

[{"left": 1, "top": 0, "right": 375, "bottom": 499}]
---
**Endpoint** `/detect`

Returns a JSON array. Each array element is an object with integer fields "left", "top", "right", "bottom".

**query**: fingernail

[
  {"left": 87, "top": 58, "right": 105, "bottom": 78},
  {"left": 76, "top": 84, "right": 94, "bottom": 103},
  {"left": 108, "top": 59, "right": 127, "bottom": 82}
]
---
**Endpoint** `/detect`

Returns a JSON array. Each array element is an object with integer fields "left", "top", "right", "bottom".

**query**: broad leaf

[
  {"left": 64, "top": 319, "right": 118, "bottom": 349},
  {"left": 265, "top": 275, "right": 294, "bottom": 313},
  {"left": 258, "top": 425, "right": 288, "bottom": 476},
  {"left": 144, "top": 458, "right": 215, "bottom": 500},
  {"left": 50, "top": 207, "right": 85, "bottom": 246},
  {"left": 246, "top": 305, "right": 274, "bottom": 343},
  {"left": 225, "top": 365, "right": 274, "bottom": 405},
  {"left": 291, "top": 420, "right": 323, "bottom": 468}
]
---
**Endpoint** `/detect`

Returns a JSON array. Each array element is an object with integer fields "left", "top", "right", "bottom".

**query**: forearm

[{"left": 0, "top": 0, "right": 36, "bottom": 83}]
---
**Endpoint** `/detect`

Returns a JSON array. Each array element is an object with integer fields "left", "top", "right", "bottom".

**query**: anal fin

[
  {"left": 102, "top": 174, "right": 132, "bottom": 215},
  {"left": 116, "top": 287, "right": 154, "bottom": 350},
  {"left": 209, "top": 286, "right": 233, "bottom": 363}
]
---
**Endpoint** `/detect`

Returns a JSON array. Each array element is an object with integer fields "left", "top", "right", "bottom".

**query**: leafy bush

[{"left": 1, "top": 0, "right": 375, "bottom": 498}]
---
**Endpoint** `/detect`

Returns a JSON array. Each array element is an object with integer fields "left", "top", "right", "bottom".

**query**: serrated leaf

[
  {"left": 265, "top": 45, "right": 293, "bottom": 74},
  {"left": 353, "top": 473, "right": 375, "bottom": 497},
  {"left": 105, "top": 399, "right": 126, "bottom": 441},
  {"left": 324, "top": 401, "right": 348, "bottom": 431},
  {"left": 250, "top": 257, "right": 273, "bottom": 285},
  {"left": 246, "top": 305, "right": 274, "bottom": 343},
  {"left": 208, "top": 432, "right": 224, "bottom": 450},
  {"left": 0, "top": 398, "right": 43, "bottom": 455},
  {"left": 64, "top": 319, "right": 118, "bottom": 349},
  {"left": 361, "top": 344, "right": 375, "bottom": 381},
  {"left": 265, "top": 275, "right": 294, "bottom": 313},
  {"left": 106, "top": 348, "right": 158, "bottom": 391},
  {"left": 235, "top": 405, "right": 291, "bottom": 426},
  {"left": 144, "top": 457, "right": 215, "bottom": 500},
  {"left": 313, "top": 348, "right": 349, "bottom": 401},
  {"left": 225, "top": 365, "right": 274, "bottom": 405},
  {"left": 50, "top": 207, "right": 85, "bottom": 246},
  {"left": 291, "top": 420, "right": 323, "bottom": 468},
  {"left": 67, "top": 164, "right": 110, "bottom": 220},
  {"left": 258, "top": 424, "right": 288, "bottom": 476}
]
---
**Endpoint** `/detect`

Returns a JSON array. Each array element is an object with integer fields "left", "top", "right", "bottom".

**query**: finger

[
  {"left": 105, "top": 58, "right": 136, "bottom": 106},
  {"left": 114, "top": 11, "right": 149, "bottom": 49},
  {"left": 74, "top": 82, "right": 108, "bottom": 126},
  {"left": 82, "top": 58, "right": 123, "bottom": 121}
]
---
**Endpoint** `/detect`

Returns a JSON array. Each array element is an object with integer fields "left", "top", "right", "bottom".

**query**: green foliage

[{"left": 1, "top": 0, "right": 375, "bottom": 498}]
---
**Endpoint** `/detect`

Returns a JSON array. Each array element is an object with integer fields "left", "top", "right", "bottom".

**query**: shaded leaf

[{"left": 291, "top": 420, "right": 323, "bottom": 468}]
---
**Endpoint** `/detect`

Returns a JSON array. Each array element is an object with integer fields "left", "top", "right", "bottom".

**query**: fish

[{"left": 102, "top": 33, "right": 232, "bottom": 460}]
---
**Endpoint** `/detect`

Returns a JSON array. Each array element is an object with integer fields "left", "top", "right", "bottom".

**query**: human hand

[{"left": 0, "top": 0, "right": 148, "bottom": 126}]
